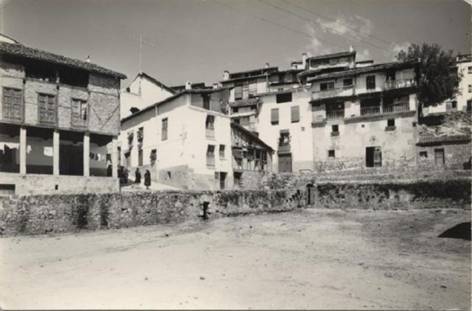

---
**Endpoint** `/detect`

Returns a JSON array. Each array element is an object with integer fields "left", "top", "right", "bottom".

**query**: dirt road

[{"left": 0, "top": 209, "right": 470, "bottom": 309}]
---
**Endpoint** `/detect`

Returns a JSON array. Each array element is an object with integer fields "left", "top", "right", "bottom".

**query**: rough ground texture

[{"left": 0, "top": 209, "right": 470, "bottom": 309}]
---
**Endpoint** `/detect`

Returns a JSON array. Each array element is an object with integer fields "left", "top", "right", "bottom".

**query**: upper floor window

[
  {"left": 279, "top": 130, "right": 290, "bottom": 146},
  {"left": 161, "top": 118, "right": 168, "bottom": 141},
  {"left": 203, "top": 94, "right": 210, "bottom": 110},
  {"left": 271, "top": 108, "right": 279, "bottom": 125},
  {"left": 206, "top": 145, "right": 215, "bottom": 167},
  {"left": 468, "top": 66, "right": 472, "bottom": 74},
  {"left": 137, "top": 127, "right": 144, "bottom": 146},
  {"left": 219, "top": 144, "right": 225, "bottom": 160},
  {"left": 366, "top": 75, "right": 376, "bottom": 89},
  {"left": 71, "top": 98, "right": 88, "bottom": 127},
  {"left": 2, "top": 87, "right": 23, "bottom": 122},
  {"left": 38, "top": 93, "right": 57, "bottom": 125},
  {"left": 276, "top": 92, "right": 292, "bottom": 103},
  {"left": 206, "top": 115, "right": 215, "bottom": 138},
  {"left": 291, "top": 105, "right": 300, "bottom": 123},
  {"left": 468, "top": 84, "right": 472, "bottom": 93},
  {"left": 234, "top": 83, "right": 243, "bottom": 100},
  {"left": 320, "top": 81, "right": 335, "bottom": 91},
  {"left": 343, "top": 78, "right": 353, "bottom": 88},
  {"left": 248, "top": 83, "right": 257, "bottom": 98}
]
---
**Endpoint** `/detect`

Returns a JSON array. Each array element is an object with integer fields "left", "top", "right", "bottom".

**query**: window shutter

[
  {"left": 291, "top": 106, "right": 300, "bottom": 123},
  {"left": 271, "top": 108, "right": 279, "bottom": 124}
]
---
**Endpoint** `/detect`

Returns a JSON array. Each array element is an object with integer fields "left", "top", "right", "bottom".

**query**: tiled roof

[
  {"left": 306, "top": 61, "right": 418, "bottom": 82},
  {"left": 231, "top": 122, "right": 274, "bottom": 152},
  {"left": 0, "top": 41, "right": 126, "bottom": 79}
]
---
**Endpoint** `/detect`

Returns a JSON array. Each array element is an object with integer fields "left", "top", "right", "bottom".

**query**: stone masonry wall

[{"left": 0, "top": 178, "right": 470, "bottom": 236}]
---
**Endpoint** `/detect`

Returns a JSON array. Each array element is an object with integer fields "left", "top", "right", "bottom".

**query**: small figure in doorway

[
  {"left": 144, "top": 170, "right": 151, "bottom": 190},
  {"left": 135, "top": 168, "right": 141, "bottom": 184}
]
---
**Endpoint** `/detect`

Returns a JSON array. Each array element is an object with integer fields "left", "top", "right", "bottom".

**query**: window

[
  {"left": 219, "top": 144, "right": 225, "bottom": 160},
  {"left": 343, "top": 78, "right": 353, "bottom": 88},
  {"left": 467, "top": 100, "right": 472, "bottom": 113},
  {"left": 203, "top": 94, "right": 210, "bottom": 110},
  {"left": 206, "top": 145, "right": 215, "bottom": 167},
  {"left": 150, "top": 149, "right": 157, "bottom": 165},
  {"left": 366, "top": 75, "right": 376, "bottom": 89},
  {"left": 271, "top": 108, "right": 279, "bottom": 125},
  {"left": 161, "top": 118, "right": 168, "bottom": 141},
  {"left": 328, "top": 149, "right": 335, "bottom": 158},
  {"left": 419, "top": 151, "right": 428, "bottom": 158},
  {"left": 232, "top": 107, "right": 239, "bottom": 113},
  {"left": 248, "top": 83, "right": 257, "bottom": 97},
  {"left": 2, "top": 87, "right": 23, "bottom": 122},
  {"left": 38, "top": 93, "right": 57, "bottom": 124},
  {"left": 137, "top": 127, "right": 144, "bottom": 144},
  {"left": 206, "top": 115, "right": 215, "bottom": 138},
  {"left": 234, "top": 84, "right": 243, "bottom": 100},
  {"left": 468, "top": 84, "right": 472, "bottom": 93},
  {"left": 320, "top": 81, "right": 335, "bottom": 91},
  {"left": 331, "top": 124, "right": 339, "bottom": 136},
  {"left": 279, "top": 131, "right": 290, "bottom": 146},
  {"left": 386, "top": 118, "right": 395, "bottom": 131},
  {"left": 451, "top": 101, "right": 457, "bottom": 109},
  {"left": 291, "top": 105, "right": 300, "bottom": 123},
  {"left": 276, "top": 92, "right": 292, "bottom": 103},
  {"left": 138, "top": 149, "right": 143, "bottom": 166},
  {"left": 468, "top": 66, "right": 472, "bottom": 74},
  {"left": 71, "top": 98, "right": 88, "bottom": 127}
]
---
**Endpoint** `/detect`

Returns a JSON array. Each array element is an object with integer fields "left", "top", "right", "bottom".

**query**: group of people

[
  {"left": 134, "top": 168, "right": 151, "bottom": 190},
  {"left": 117, "top": 166, "right": 152, "bottom": 190}
]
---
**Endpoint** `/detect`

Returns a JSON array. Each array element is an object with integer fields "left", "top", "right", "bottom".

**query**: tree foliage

[{"left": 396, "top": 43, "right": 460, "bottom": 106}]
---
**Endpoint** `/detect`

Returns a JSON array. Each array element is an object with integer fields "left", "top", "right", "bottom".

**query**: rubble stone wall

[{"left": 0, "top": 178, "right": 469, "bottom": 236}]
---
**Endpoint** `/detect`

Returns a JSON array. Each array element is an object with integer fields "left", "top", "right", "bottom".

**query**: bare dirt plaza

[{"left": 0, "top": 208, "right": 470, "bottom": 309}]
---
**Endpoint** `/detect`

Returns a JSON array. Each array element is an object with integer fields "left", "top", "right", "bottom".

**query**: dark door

[
  {"left": 434, "top": 148, "right": 445, "bottom": 166},
  {"left": 366, "top": 146, "right": 382, "bottom": 167},
  {"left": 306, "top": 184, "right": 315, "bottom": 206},
  {"left": 60, "top": 145, "right": 83, "bottom": 175},
  {"left": 278, "top": 153, "right": 292, "bottom": 173},
  {"left": 219, "top": 172, "right": 226, "bottom": 189}
]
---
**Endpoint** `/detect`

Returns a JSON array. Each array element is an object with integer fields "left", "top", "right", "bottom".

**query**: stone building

[
  {"left": 119, "top": 82, "right": 234, "bottom": 190},
  {"left": 0, "top": 34, "right": 126, "bottom": 195},
  {"left": 309, "top": 60, "right": 419, "bottom": 173}
]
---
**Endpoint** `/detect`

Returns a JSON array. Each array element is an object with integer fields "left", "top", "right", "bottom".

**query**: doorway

[
  {"left": 219, "top": 172, "right": 226, "bottom": 189},
  {"left": 278, "top": 153, "right": 292, "bottom": 173},
  {"left": 434, "top": 148, "right": 445, "bottom": 166},
  {"left": 366, "top": 146, "right": 382, "bottom": 168}
]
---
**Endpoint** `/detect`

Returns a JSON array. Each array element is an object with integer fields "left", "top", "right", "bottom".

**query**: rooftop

[
  {"left": 306, "top": 61, "right": 418, "bottom": 82},
  {"left": 0, "top": 41, "right": 126, "bottom": 79},
  {"left": 306, "top": 50, "right": 356, "bottom": 62}
]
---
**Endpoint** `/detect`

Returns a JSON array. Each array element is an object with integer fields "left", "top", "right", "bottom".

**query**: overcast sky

[{"left": 2, "top": 0, "right": 470, "bottom": 86}]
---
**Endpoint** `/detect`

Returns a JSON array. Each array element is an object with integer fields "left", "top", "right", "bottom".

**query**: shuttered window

[
  {"left": 38, "top": 93, "right": 57, "bottom": 125},
  {"left": 291, "top": 105, "right": 300, "bottom": 123},
  {"left": 206, "top": 145, "right": 215, "bottom": 167},
  {"left": 71, "top": 98, "right": 88, "bottom": 127},
  {"left": 234, "top": 85, "right": 243, "bottom": 100},
  {"left": 271, "top": 108, "right": 279, "bottom": 125},
  {"left": 162, "top": 118, "right": 168, "bottom": 141},
  {"left": 2, "top": 87, "right": 23, "bottom": 122}
]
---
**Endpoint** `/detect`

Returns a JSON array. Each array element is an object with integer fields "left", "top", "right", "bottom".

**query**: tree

[{"left": 396, "top": 43, "right": 460, "bottom": 107}]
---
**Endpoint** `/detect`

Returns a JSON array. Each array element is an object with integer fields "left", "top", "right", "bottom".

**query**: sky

[{"left": 1, "top": 0, "right": 471, "bottom": 87}]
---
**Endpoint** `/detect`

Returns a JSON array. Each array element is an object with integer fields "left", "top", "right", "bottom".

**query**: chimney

[
  {"left": 265, "top": 62, "right": 270, "bottom": 69},
  {"left": 349, "top": 45, "right": 354, "bottom": 52},
  {"left": 86, "top": 55, "right": 91, "bottom": 63},
  {"left": 223, "top": 70, "right": 230, "bottom": 81},
  {"left": 212, "top": 83, "right": 219, "bottom": 89},
  {"left": 185, "top": 81, "right": 192, "bottom": 90},
  {"left": 302, "top": 52, "right": 308, "bottom": 67}
]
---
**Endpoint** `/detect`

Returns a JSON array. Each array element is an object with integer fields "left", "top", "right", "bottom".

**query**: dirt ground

[{"left": 0, "top": 208, "right": 470, "bottom": 310}]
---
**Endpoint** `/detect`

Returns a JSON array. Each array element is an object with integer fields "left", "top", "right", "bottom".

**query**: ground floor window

[{"left": 366, "top": 146, "right": 382, "bottom": 168}]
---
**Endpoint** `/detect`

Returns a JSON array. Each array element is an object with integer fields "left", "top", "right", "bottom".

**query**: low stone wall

[
  {"left": 0, "top": 178, "right": 469, "bottom": 236},
  {"left": 0, "top": 190, "right": 299, "bottom": 235}
]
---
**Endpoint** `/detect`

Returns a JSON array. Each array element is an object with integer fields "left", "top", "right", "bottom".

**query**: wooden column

[
  {"left": 83, "top": 133, "right": 90, "bottom": 177},
  {"left": 53, "top": 130, "right": 60, "bottom": 175},
  {"left": 19, "top": 126, "right": 27, "bottom": 174},
  {"left": 112, "top": 137, "right": 118, "bottom": 178}
]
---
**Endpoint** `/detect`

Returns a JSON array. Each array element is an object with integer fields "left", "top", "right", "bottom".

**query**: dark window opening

[
  {"left": 328, "top": 149, "right": 335, "bottom": 158},
  {"left": 2, "top": 87, "right": 23, "bottom": 122},
  {"left": 162, "top": 118, "right": 168, "bottom": 141},
  {"left": 276, "top": 92, "right": 292, "bottom": 103},
  {"left": 366, "top": 146, "right": 382, "bottom": 168},
  {"left": 25, "top": 60, "right": 56, "bottom": 82},
  {"left": 331, "top": 124, "right": 339, "bottom": 136},
  {"left": 203, "top": 94, "right": 210, "bottom": 110},
  {"left": 343, "top": 78, "right": 353, "bottom": 88},
  {"left": 320, "top": 81, "right": 335, "bottom": 91},
  {"left": 419, "top": 151, "right": 428, "bottom": 158},
  {"left": 366, "top": 75, "right": 376, "bottom": 89},
  {"left": 38, "top": 93, "right": 57, "bottom": 125},
  {"left": 59, "top": 68, "right": 89, "bottom": 88}
]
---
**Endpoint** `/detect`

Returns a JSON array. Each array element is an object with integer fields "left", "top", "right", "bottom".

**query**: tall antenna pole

[{"left": 138, "top": 33, "right": 143, "bottom": 74}]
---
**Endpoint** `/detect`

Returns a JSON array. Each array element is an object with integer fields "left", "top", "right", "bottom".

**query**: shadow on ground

[{"left": 439, "top": 222, "right": 471, "bottom": 241}]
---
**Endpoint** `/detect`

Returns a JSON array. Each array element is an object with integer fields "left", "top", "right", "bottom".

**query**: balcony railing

[
  {"left": 384, "top": 79, "right": 416, "bottom": 90},
  {"left": 360, "top": 106, "right": 381, "bottom": 116},
  {"left": 312, "top": 87, "right": 354, "bottom": 100},
  {"left": 326, "top": 109, "right": 345, "bottom": 120},
  {"left": 383, "top": 102, "right": 410, "bottom": 113}
]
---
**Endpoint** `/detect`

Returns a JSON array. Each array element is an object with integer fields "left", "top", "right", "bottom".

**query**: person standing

[
  {"left": 144, "top": 170, "right": 151, "bottom": 190},
  {"left": 135, "top": 168, "right": 141, "bottom": 184}
]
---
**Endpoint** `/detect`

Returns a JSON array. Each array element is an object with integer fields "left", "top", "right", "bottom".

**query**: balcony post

[
  {"left": 53, "top": 130, "right": 60, "bottom": 175},
  {"left": 83, "top": 132, "right": 90, "bottom": 177},
  {"left": 19, "top": 126, "right": 27, "bottom": 175},
  {"left": 112, "top": 137, "right": 118, "bottom": 178}
]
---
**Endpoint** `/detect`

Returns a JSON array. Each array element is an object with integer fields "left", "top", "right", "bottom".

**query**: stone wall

[
  {"left": 0, "top": 178, "right": 470, "bottom": 236},
  {"left": 0, "top": 189, "right": 297, "bottom": 235}
]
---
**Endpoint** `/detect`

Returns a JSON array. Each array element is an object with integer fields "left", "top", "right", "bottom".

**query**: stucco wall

[{"left": 257, "top": 90, "right": 313, "bottom": 172}]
